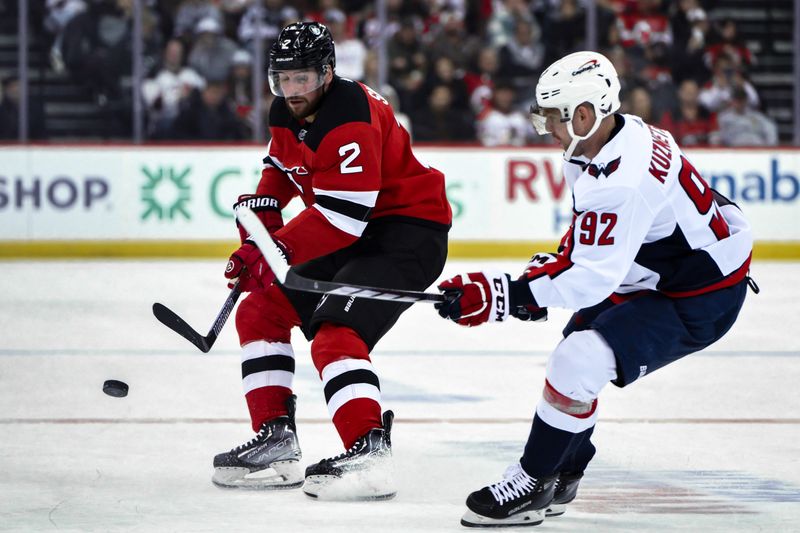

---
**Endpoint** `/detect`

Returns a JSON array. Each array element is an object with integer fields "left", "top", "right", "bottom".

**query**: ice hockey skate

[
  {"left": 460, "top": 463, "right": 557, "bottom": 528},
  {"left": 303, "top": 411, "right": 396, "bottom": 501},
  {"left": 212, "top": 395, "right": 303, "bottom": 490},
  {"left": 545, "top": 472, "right": 583, "bottom": 517}
]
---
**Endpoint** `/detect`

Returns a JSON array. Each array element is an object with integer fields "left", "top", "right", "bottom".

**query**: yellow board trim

[{"left": 0, "top": 240, "right": 798, "bottom": 260}]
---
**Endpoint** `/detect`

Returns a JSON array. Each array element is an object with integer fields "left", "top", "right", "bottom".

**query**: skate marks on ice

[{"left": 575, "top": 469, "right": 800, "bottom": 515}]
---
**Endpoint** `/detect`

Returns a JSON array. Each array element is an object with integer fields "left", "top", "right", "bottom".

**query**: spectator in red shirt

[
  {"left": 616, "top": 0, "right": 671, "bottom": 50},
  {"left": 463, "top": 46, "right": 501, "bottom": 116},
  {"left": 705, "top": 18, "right": 754, "bottom": 71},
  {"left": 658, "top": 78, "right": 719, "bottom": 146}
]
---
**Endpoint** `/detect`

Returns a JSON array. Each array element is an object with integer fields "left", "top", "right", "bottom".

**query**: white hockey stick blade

[
  {"left": 236, "top": 206, "right": 290, "bottom": 284},
  {"left": 235, "top": 206, "right": 454, "bottom": 304}
]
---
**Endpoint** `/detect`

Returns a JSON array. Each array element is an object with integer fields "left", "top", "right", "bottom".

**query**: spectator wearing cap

[
  {"left": 658, "top": 79, "right": 719, "bottom": 146},
  {"left": 718, "top": 86, "right": 777, "bottom": 147},
  {"left": 188, "top": 16, "right": 238, "bottom": 82},
  {"left": 325, "top": 8, "right": 367, "bottom": 81},
  {"left": 477, "top": 84, "right": 534, "bottom": 147},
  {"left": 143, "top": 39, "right": 205, "bottom": 138}
]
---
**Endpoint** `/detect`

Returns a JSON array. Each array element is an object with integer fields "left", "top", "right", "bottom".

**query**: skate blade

[
  {"left": 545, "top": 503, "right": 566, "bottom": 517},
  {"left": 303, "top": 470, "right": 396, "bottom": 502},
  {"left": 460, "top": 508, "right": 544, "bottom": 528},
  {"left": 212, "top": 460, "right": 303, "bottom": 490}
]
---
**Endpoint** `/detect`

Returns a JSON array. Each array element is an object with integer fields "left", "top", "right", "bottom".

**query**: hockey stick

[
  {"left": 152, "top": 281, "right": 241, "bottom": 353},
  {"left": 236, "top": 206, "right": 455, "bottom": 304}
]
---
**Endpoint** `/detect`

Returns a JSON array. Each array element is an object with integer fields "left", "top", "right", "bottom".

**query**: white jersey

[{"left": 523, "top": 114, "right": 753, "bottom": 310}]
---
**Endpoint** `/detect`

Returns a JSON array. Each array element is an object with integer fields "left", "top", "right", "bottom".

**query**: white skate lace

[
  {"left": 327, "top": 438, "right": 363, "bottom": 462},
  {"left": 234, "top": 424, "right": 272, "bottom": 452},
  {"left": 488, "top": 464, "right": 537, "bottom": 505}
]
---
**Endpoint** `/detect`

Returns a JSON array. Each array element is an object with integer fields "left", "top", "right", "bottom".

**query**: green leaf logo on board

[{"left": 141, "top": 166, "right": 192, "bottom": 220}]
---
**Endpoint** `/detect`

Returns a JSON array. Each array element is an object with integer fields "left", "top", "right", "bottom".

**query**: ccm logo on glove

[{"left": 492, "top": 277, "right": 506, "bottom": 321}]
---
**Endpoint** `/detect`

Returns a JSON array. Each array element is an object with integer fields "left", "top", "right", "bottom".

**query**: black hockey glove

[{"left": 510, "top": 304, "right": 548, "bottom": 322}]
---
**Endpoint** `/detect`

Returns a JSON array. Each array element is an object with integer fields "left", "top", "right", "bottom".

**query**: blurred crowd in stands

[{"left": 0, "top": 0, "right": 781, "bottom": 146}]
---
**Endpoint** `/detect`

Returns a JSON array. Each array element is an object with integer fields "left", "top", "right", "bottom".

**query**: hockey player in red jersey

[
  {"left": 435, "top": 51, "right": 755, "bottom": 527},
  {"left": 212, "top": 22, "right": 451, "bottom": 499}
]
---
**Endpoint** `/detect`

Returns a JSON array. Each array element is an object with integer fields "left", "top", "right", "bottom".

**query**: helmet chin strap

[{"left": 563, "top": 112, "right": 604, "bottom": 161}]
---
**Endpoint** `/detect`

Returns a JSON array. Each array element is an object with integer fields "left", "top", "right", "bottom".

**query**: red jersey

[{"left": 257, "top": 77, "right": 452, "bottom": 265}]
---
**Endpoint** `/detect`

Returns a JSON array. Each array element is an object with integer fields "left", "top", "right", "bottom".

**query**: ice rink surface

[{"left": 1, "top": 259, "right": 799, "bottom": 532}]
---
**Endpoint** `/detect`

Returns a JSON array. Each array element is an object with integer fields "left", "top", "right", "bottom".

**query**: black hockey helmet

[{"left": 269, "top": 21, "right": 336, "bottom": 72}]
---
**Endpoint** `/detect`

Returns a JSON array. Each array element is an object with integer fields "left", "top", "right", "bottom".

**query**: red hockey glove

[
  {"left": 224, "top": 237, "right": 290, "bottom": 292},
  {"left": 435, "top": 270, "right": 511, "bottom": 327},
  {"left": 226, "top": 194, "right": 285, "bottom": 292},
  {"left": 224, "top": 240, "right": 273, "bottom": 292},
  {"left": 233, "top": 194, "right": 284, "bottom": 242}
]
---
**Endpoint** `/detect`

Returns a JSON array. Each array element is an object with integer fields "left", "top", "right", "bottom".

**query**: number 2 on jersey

[{"left": 338, "top": 142, "right": 363, "bottom": 174}]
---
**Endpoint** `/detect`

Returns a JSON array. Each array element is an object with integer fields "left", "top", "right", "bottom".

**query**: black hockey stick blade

[
  {"left": 152, "top": 282, "right": 241, "bottom": 352},
  {"left": 236, "top": 206, "right": 455, "bottom": 304}
]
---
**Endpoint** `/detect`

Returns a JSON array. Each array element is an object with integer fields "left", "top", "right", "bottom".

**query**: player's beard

[
  {"left": 286, "top": 96, "right": 313, "bottom": 119},
  {"left": 285, "top": 89, "right": 324, "bottom": 120}
]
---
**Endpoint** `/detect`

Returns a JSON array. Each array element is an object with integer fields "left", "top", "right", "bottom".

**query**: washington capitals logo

[
  {"left": 571, "top": 59, "right": 600, "bottom": 76},
  {"left": 586, "top": 156, "right": 622, "bottom": 178}
]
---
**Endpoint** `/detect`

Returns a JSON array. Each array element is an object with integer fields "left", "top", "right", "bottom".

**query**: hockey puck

[{"left": 103, "top": 380, "right": 129, "bottom": 398}]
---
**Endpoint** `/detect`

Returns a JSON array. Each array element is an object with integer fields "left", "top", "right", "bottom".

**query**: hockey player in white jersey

[{"left": 435, "top": 51, "right": 755, "bottom": 528}]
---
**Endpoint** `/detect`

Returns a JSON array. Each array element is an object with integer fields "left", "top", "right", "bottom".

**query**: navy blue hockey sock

[{"left": 520, "top": 414, "right": 595, "bottom": 477}]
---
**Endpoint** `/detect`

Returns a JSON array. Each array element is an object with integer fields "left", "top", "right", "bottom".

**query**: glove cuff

[
  {"left": 234, "top": 195, "right": 284, "bottom": 240},
  {"left": 508, "top": 277, "right": 539, "bottom": 308},
  {"left": 234, "top": 194, "right": 281, "bottom": 213}
]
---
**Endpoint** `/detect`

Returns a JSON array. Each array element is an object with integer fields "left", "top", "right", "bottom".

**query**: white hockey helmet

[{"left": 530, "top": 51, "right": 621, "bottom": 159}]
